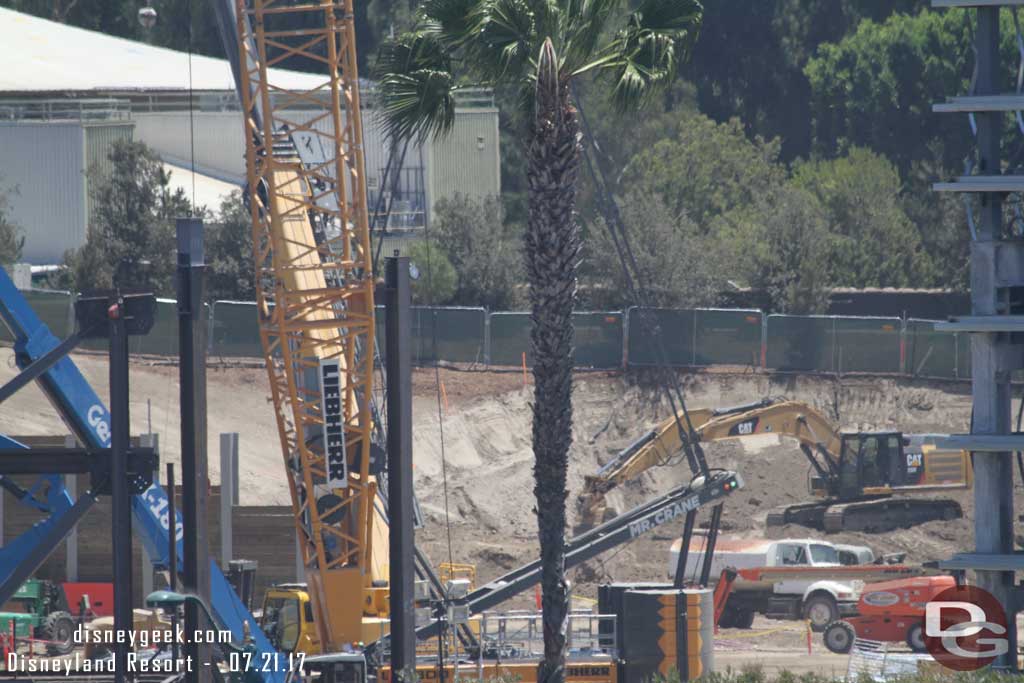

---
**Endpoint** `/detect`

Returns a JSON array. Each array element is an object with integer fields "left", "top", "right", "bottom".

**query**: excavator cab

[{"left": 836, "top": 432, "right": 905, "bottom": 498}]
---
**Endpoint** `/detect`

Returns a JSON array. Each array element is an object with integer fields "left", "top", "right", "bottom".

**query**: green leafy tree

[
  {"left": 582, "top": 191, "right": 724, "bottom": 309},
  {"left": 430, "top": 194, "right": 523, "bottom": 309},
  {"left": 620, "top": 114, "right": 786, "bottom": 232},
  {"left": 377, "top": 0, "right": 703, "bottom": 678},
  {"left": 802, "top": 8, "right": 1017, "bottom": 175},
  {"left": 901, "top": 142, "right": 970, "bottom": 290},
  {"left": 573, "top": 79, "right": 698, "bottom": 186},
  {"left": 406, "top": 239, "right": 457, "bottom": 304},
  {"left": 1, "top": 0, "right": 142, "bottom": 40},
  {"left": 714, "top": 185, "right": 831, "bottom": 314},
  {"left": 792, "top": 148, "right": 928, "bottom": 288},
  {"left": 205, "top": 191, "right": 255, "bottom": 301},
  {"left": 684, "top": 0, "right": 926, "bottom": 161},
  {"left": 65, "top": 140, "right": 191, "bottom": 295},
  {"left": 0, "top": 184, "right": 24, "bottom": 267}
]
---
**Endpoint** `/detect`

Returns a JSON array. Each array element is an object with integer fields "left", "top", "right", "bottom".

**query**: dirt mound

[
  {"left": 0, "top": 346, "right": 991, "bottom": 596},
  {"left": 414, "top": 371, "right": 983, "bottom": 593}
]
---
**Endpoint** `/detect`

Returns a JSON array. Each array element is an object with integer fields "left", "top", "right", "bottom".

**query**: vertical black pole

[
  {"left": 698, "top": 504, "right": 723, "bottom": 587},
  {"left": 109, "top": 295, "right": 133, "bottom": 683},
  {"left": 167, "top": 463, "right": 180, "bottom": 664},
  {"left": 385, "top": 254, "right": 415, "bottom": 682},
  {"left": 177, "top": 218, "right": 211, "bottom": 682},
  {"left": 672, "top": 509, "right": 697, "bottom": 589}
]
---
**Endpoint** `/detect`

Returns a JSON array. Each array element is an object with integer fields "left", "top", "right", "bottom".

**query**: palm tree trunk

[{"left": 527, "top": 39, "right": 581, "bottom": 683}]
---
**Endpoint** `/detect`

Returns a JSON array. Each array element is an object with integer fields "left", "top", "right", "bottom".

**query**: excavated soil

[
  {"left": 411, "top": 370, "right": 996, "bottom": 600},
  {"left": 0, "top": 349, "right": 1006, "bottom": 602}
]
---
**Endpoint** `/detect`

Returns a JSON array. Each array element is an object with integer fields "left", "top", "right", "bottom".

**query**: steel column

[
  {"left": 177, "top": 217, "right": 212, "bottom": 683},
  {"left": 109, "top": 293, "right": 133, "bottom": 683},
  {"left": 385, "top": 255, "right": 415, "bottom": 681},
  {"left": 167, "top": 463, "right": 180, "bottom": 664},
  {"left": 970, "top": 7, "right": 1017, "bottom": 670},
  {"left": 220, "top": 433, "right": 238, "bottom": 568}
]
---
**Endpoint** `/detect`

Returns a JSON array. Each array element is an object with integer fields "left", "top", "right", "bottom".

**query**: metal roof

[{"left": 0, "top": 7, "right": 323, "bottom": 93}]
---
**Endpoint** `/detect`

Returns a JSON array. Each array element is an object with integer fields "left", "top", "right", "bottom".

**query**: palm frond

[
  {"left": 470, "top": 0, "right": 538, "bottom": 81},
  {"left": 420, "top": 0, "right": 483, "bottom": 49},
  {"left": 376, "top": 32, "right": 458, "bottom": 142},
  {"left": 560, "top": 0, "right": 619, "bottom": 73},
  {"left": 603, "top": 0, "right": 701, "bottom": 110}
]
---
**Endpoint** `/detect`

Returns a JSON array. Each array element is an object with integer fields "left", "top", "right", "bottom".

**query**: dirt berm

[
  {"left": 0, "top": 350, "right": 1005, "bottom": 600},
  {"left": 411, "top": 369, "right": 995, "bottom": 599}
]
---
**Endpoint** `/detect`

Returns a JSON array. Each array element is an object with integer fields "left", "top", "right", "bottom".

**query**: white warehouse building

[{"left": 0, "top": 7, "right": 501, "bottom": 264}]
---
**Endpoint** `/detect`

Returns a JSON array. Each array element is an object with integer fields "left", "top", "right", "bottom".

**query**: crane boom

[
  {"left": 233, "top": 0, "right": 382, "bottom": 649},
  {"left": 414, "top": 469, "right": 744, "bottom": 640}
]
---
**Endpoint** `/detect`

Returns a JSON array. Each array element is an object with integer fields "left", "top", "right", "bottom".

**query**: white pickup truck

[{"left": 668, "top": 537, "right": 877, "bottom": 630}]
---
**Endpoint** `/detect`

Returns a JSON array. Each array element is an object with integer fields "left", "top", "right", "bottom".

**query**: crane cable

[
  {"left": 570, "top": 83, "right": 708, "bottom": 479},
  {"left": 422, "top": 202, "right": 457, "bottom": 570},
  {"left": 371, "top": 138, "right": 413, "bottom": 275}
]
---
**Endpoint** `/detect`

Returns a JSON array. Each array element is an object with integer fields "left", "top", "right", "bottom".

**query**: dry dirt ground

[{"left": 1, "top": 350, "right": 1010, "bottom": 674}]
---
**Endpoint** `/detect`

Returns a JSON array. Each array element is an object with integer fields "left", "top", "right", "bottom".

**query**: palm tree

[{"left": 378, "top": 2, "right": 702, "bottom": 681}]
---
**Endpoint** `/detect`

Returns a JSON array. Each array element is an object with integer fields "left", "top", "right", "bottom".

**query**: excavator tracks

[
  {"left": 765, "top": 502, "right": 829, "bottom": 530},
  {"left": 766, "top": 497, "right": 963, "bottom": 533},
  {"left": 821, "top": 497, "right": 963, "bottom": 533}
]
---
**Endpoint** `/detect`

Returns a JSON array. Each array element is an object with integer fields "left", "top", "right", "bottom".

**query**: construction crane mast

[{"left": 233, "top": 0, "right": 381, "bottom": 650}]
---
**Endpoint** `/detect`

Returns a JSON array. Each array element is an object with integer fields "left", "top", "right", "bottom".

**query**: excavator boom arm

[{"left": 578, "top": 399, "right": 843, "bottom": 528}]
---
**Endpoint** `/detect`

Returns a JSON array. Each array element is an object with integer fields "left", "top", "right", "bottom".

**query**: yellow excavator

[{"left": 577, "top": 398, "right": 971, "bottom": 533}]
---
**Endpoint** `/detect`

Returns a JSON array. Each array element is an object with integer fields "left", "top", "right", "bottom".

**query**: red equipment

[
  {"left": 61, "top": 582, "right": 114, "bottom": 618},
  {"left": 822, "top": 575, "right": 956, "bottom": 654},
  {"left": 712, "top": 568, "right": 739, "bottom": 632}
]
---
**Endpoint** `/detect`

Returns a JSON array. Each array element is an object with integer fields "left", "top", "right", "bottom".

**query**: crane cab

[{"left": 260, "top": 584, "right": 321, "bottom": 656}]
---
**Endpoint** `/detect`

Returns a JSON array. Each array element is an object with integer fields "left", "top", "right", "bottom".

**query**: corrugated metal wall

[
  {"left": 0, "top": 122, "right": 87, "bottom": 264},
  {"left": 134, "top": 111, "right": 246, "bottom": 182},
  {"left": 135, "top": 108, "right": 499, "bottom": 225},
  {"left": 426, "top": 108, "right": 501, "bottom": 219},
  {"left": 83, "top": 122, "right": 135, "bottom": 222}
]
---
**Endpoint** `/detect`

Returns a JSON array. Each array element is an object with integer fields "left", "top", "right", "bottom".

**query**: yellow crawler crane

[{"left": 234, "top": 0, "right": 387, "bottom": 650}]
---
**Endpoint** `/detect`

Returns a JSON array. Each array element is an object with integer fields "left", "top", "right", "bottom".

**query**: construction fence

[{"left": 11, "top": 291, "right": 973, "bottom": 380}]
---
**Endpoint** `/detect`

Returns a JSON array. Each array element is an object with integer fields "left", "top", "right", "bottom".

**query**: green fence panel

[
  {"left": 211, "top": 301, "right": 262, "bottom": 358},
  {"left": 0, "top": 290, "right": 73, "bottom": 343},
  {"left": 694, "top": 309, "right": 762, "bottom": 366},
  {"left": 0, "top": 290, "right": 72, "bottom": 343},
  {"left": 833, "top": 317, "right": 901, "bottom": 374},
  {"left": 77, "top": 298, "right": 192, "bottom": 355},
  {"left": 765, "top": 315, "right": 834, "bottom": 372},
  {"left": 133, "top": 299, "right": 204, "bottom": 356},
  {"left": 572, "top": 312, "right": 623, "bottom": 368},
  {"left": 408, "top": 307, "right": 486, "bottom": 364},
  {"left": 625, "top": 308, "right": 695, "bottom": 367},
  {"left": 489, "top": 312, "right": 531, "bottom": 366},
  {"left": 29, "top": 290, "right": 73, "bottom": 339},
  {"left": 904, "top": 319, "right": 957, "bottom": 379}
]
